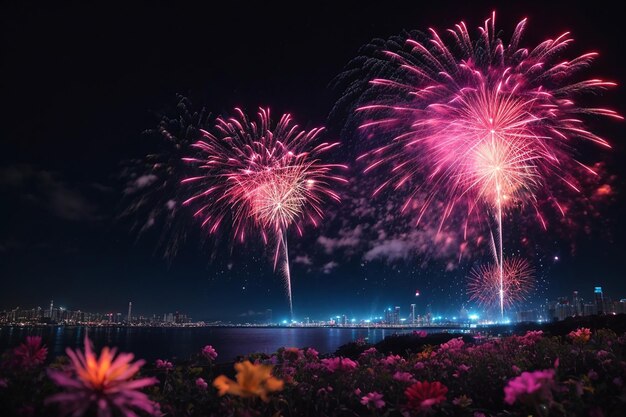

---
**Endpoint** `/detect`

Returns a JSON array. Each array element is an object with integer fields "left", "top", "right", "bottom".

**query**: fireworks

[
  {"left": 468, "top": 257, "right": 535, "bottom": 311},
  {"left": 351, "top": 12, "right": 620, "bottom": 318},
  {"left": 182, "top": 108, "right": 346, "bottom": 315}
]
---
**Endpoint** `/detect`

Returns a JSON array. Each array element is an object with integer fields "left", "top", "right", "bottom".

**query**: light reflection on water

[{"left": 0, "top": 326, "right": 439, "bottom": 362}]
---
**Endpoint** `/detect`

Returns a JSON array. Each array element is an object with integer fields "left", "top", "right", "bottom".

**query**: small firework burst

[{"left": 468, "top": 257, "right": 535, "bottom": 311}]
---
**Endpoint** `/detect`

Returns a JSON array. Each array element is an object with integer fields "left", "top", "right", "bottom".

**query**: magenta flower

[
  {"left": 381, "top": 354, "right": 403, "bottom": 366},
  {"left": 361, "top": 392, "right": 385, "bottom": 409},
  {"left": 155, "top": 359, "right": 173, "bottom": 370},
  {"left": 393, "top": 371, "right": 416, "bottom": 383},
  {"left": 413, "top": 330, "right": 428, "bottom": 338},
  {"left": 504, "top": 369, "right": 555, "bottom": 405},
  {"left": 201, "top": 345, "right": 218, "bottom": 361},
  {"left": 519, "top": 330, "right": 544, "bottom": 345},
  {"left": 320, "top": 357, "right": 358, "bottom": 372},
  {"left": 196, "top": 377, "right": 208, "bottom": 390},
  {"left": 360, "top": 347, "right": 378, "bottom": 357},
  {"left": 45, "top": 335, "right": 159, "bottom": 417},
  {"left": 438, "top": 337, "right": 464, "bottom": 352},
  {"left": 405, "top": 381, "right": 448, "bottom": 411},
  {"left": 305, "top": 347, "right": 319, "bottom": 359},
  {"left": 13, "top": 336, "right": 48, "bottom": 368}
]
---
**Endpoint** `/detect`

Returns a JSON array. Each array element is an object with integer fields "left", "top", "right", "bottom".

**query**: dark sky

[{"left": 1, "top": 1, "right": 625, "bottom": 322}]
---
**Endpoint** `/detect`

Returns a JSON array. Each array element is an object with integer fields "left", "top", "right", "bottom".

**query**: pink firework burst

[
  {"left": 354, "top": 12, "right": 620, "bottom": 318},
  {"left": 182, "top": 108, "right": 346, "bottom": 315},
  {"left": 468, "top": 257, "right": 535, "bottom": 311}
]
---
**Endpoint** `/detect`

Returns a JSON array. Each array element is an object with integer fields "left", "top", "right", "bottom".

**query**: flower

[
  {"left": 213, "top": 360, "right": 283, "bottom": 402},
  {"left": 13, "top": 336, "right": 48, "bottom": 368},
  {"left": 519, "top": 330, "right": 544, "bottom": 345},
  {"left": 381, "top": 354, "right": 403, "bottom": 366},
  {"left": 282, "top": 347, "right": 303, "bottom": 361},
  {"left": 360, "top": 347, "right": 378, "bottom": 357},
  {"left": 155, "top": 359, "right": 173, "bottom": 370},
  {"left": 320, "top": 357, "right": 358, "bottom": 372},
  {"left": 438, "top": 337, "right": 464, "bottom": 352},
  {"left": 196, "top": 377, "right": 208, "bottom": 390},
  {"left": 453, "top": 395, "right": 473, "bottom": 407},
  {"left": 354, "top": 388, "right": 362, "bottom": 396},
  {"left": 45, "top": 335, "right": 159, "bottom": 417},
  {"left": 568, "top": 328, "right": 592, "bottom": 343},
  {"left": 504, "top": 369, "right": 555, "bottom": 405},
  {"left": 0, "top": 378, "right": 7, "bottom": 388},
  {"left": 361, "top": 392, "right": 385, "bottom": 409},
  {"left": 201, "top": 345, "right": 218, "bottom": 361},
  {"left": 405, "top": 381, "right": 448, "bottom": 410},
  {"left": 393, "top": 371, "right": 416, "bottom": 383},
  {"left": 305, "top": 348, "right": 319, "bottom": 359},
  {"left": 413, "top": 330, "right": 428, "bottom": 338}
]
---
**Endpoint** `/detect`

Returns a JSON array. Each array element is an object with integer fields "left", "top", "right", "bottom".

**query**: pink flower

[
  {"left": 588, "top": 369, "right": 599, "bottom": 380},
  {"left": 305, "top": 348, "right": 319, "bottom": 359},
  {"left": 201, "top": 345, "right": 218, "bottom": 361},
  {"left": 413, "top": 330, "right": 428, "bottom": 338},
  {"left": 361, "top": 392, "right": 385, "bottom": 409},
  {"left": 45, "top": 335, "right": 159, "bottom": 417},
  {"left": 196, "top": 377, "right": 208, "bottom": 390},
  {"left": 320, "top": 357, "right": 358, "bottom": 372},
  {"left": 568, "top": 327, "right": 591, "bottom": 343},
  {"left": 13, "top": 336, "right": 48, "bottom": 368},
  {"left": 438, "top": 337, "right": 464, "bottom": 352},
  {"left": 519, "top": 330, "right": 544, "bottom": 345},
  {"left": 354, "top": 388, "right": 362, "bottom": 396},
  {"left": 414, "top": 362, "right": 425, "bottom": 370},
  {"left": 504, "top": 369, "right": 555, "bottom": 405},
  {"left": 512, "top": 365, "right": 521, "bottom": 374},
  {"left": 155, "top": 359, "right": 173, "bottom": 370},
  {"left": 381, "top": 354, "right": 404, "bottom": 366},
  {"left": 405, "top": 381, "right": 448, "bottom": 410},
  {"left": 393, "top": 371, "right": 416, "bottom": 383},
  {"left": 360, "top": 347, "right": 378, "bottom": 357}
]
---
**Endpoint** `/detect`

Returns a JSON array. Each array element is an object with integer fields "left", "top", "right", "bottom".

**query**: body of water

[{"left": 0, "top": 326, "right": 446, "bottom": 362}]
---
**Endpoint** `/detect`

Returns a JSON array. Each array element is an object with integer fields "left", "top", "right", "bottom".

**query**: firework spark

[
  {"left": 182, "top": 108, "right": 346, "bottom": 316},
  {"left": 468, "top": 257, "right": 535, "bottom": 312},
  {"left": 351, "top": 12, "right": 620, "bottom": 318}
]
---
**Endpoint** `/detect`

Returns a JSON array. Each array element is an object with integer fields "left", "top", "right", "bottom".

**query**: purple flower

[
  {"left": 201, "top": 345, "right": 218, "bottom": 361},
  {"left": 321, "top": 357, "right": 358, "bottom": 372},
  {"left": 155, "top": 359, "right": 173, "bottom": 370},
  {"left": 45, "top": 335, "right": 159, "bottom": 417},
  {"left": 414, "top": 362, "right": 425, "bottom": 370},
  {"left": 13, "top": 336, "right": 48, "bottom": 368},
  {"left": 354, "top": 388, "right": 362, "bottom": 396},
  {"left": 196, "top": 377, "right": 208, "bottom": 390},
  {"left": 504, "top": 369, "right": 555, "bottom": 405},
  {"left": 361, "top": 392, "right": 385, "bottom": 409},
  {"left": 438, "top": 337, "right": 464, "bottom": 352},
  {"left": 588, "top": 369, "right": 599, "bottom": 380},
  {"left": 393, "top": 371, "right": 416, "bottom": 383}
]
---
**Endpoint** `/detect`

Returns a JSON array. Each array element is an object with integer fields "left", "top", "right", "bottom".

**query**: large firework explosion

[
  {"left": 347, "top": 12, "right": 620, "bottom": 319},
  {"left": 182, "top": 108, "right": 347, "bottom": 316},
  {"left": 468, "top": 257, "right": 535, "bottom": 313}
]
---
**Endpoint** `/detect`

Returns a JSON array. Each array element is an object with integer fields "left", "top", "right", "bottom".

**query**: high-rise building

[
  {"left": 410, "top": 304, "right": 416, "bottom": 324},
  {"left": 594, "top": 287, "right": 604, "bottom": 315},
  {"left": 127, "top": 302, "right": 132, "bottom": 323},
  {"left": 394, "top": 306, "right": 401, "bottom": 324},
  {"left": 572, "top": 291, "right": 582, "bottom": 316}
]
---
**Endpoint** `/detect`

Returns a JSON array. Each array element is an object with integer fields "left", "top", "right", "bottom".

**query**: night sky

[{"left": 2, "top": 1, "right": 625, "bottom": 322}]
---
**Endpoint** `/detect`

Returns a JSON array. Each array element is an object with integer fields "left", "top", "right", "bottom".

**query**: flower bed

[{"left": 1, "top": 327, "right": 625, "bottom": 416}]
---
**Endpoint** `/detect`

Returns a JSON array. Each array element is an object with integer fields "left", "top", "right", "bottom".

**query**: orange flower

[{"left": 213, "top": 360, "right": 283, "bottom": 402}]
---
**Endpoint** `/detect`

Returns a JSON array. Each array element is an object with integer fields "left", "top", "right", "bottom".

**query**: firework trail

[
  {"left": 347, "top": 12, "right": 620, "bottom": 319},
  {"left": 121, "top": 96, "right": 211, "bottom": 260},
  {"left": 182, "top": 108, "right": 346, "bottom": 316},
  {"left": 468, "top": 257, "right": 534, "bottom": 312}
]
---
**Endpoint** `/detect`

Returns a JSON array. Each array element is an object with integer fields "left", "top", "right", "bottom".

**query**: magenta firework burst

[
  {"left": 354, "top": 12, "right": 621, "bottom": 318},
  {"left": 468, "top": 257, "right": 535, "bottom": 311},
  {"left": 182, "top": 108, "right": 347, "bottom": 315}
]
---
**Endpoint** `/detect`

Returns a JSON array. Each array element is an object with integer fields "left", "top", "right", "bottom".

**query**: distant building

[
  {"left": 595, "top": 287, "right": 604, "bottom": 315},
  {"left": 572, "top": 291, "right": 582, "bottom": 316},
  {"left": 583, "top": 303, "right": 596, "bottom": 316},
  {"left": 410, "top": 304, "right": 416, "bottom": 324},
  {"left": 517, "top": 310, "right": 538, "bottom": 322}
]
